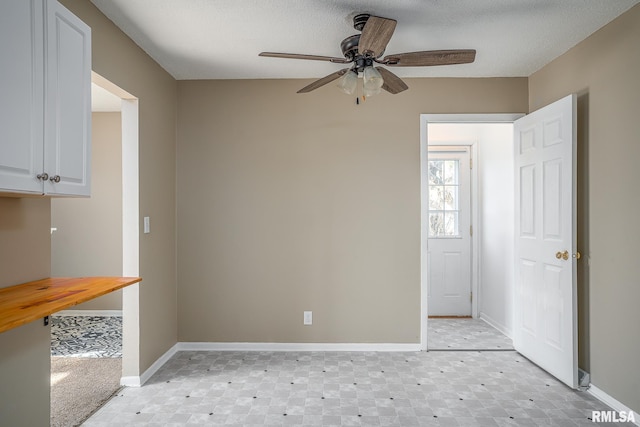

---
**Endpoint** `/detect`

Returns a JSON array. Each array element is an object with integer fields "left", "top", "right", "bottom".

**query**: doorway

[
  {"left": 420, "top": 114, "right": 521, "bottom": 351},
  {"left": 50, "top": 73, "right": 140, "bottom": 426}
]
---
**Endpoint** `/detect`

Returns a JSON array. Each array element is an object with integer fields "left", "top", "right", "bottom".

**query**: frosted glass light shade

[
  {"left": 363, "top": 66, "right": 384, "bottom": 97},
  {"left": 337, "top": 70, "right": 358, "bottom": 95}
]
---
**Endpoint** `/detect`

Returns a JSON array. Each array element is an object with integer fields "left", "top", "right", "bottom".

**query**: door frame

[
  {"left": 419, "top": 113, "right": 524, "bottom": 350},
  {"left": 91, "top": 72, "right": 141, "bottom": 384}
]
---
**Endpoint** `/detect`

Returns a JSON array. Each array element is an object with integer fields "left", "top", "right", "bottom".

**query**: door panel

[
  {"left": 0, "top": 0, "right": 44, "bottom": 193},
  {"left": 44, "top": 0, "right": 91, "bottom": 196},
  {"left": 514, "top": 94, "right": 577, "bottom": 388}
]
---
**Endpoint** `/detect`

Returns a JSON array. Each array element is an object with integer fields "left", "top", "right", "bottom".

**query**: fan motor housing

[{"left": 340, "top": 34, "right": 360, "bottom": 60}]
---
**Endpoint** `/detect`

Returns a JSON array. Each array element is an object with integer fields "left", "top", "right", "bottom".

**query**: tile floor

[
  {"left": 83, "top": 349, "right": 628, "bottom": 426},
  {"left": 427, "top": 319, "right": 513, "bottom": 351}
]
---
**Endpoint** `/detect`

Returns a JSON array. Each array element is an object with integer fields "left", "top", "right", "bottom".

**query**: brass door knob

[{"left": 556, "top": 250, "right": 569, "bottom": 261}]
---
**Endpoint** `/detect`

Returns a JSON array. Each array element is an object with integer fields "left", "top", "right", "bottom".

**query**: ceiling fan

[{"left": 259, "top": 14, "right": 476, "bottom": 97}]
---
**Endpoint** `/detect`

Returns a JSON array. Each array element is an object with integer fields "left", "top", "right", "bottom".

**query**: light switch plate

[
  {"left": 143, "top": 216, "right": 150, "bottom": 234},
  {"left": 303, "top": 311, "right": 312, "bottom": 325}
]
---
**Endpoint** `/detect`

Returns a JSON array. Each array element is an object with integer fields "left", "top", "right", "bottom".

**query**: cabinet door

[
  {"left": 44, "top": 0, "right": 91, "bottom": 196},
  {"left": 0, "top": 0, "right": 45, "bottom": 194}
]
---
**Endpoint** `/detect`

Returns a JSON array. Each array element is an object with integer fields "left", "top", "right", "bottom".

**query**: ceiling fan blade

[
  {"left": 297, "top": 69, "right": 349, "bottom": 93},
  {"left": 382, "top": 49, "right": 476, "bottom": 67},
  {"left": 358, "top": 16, "right": 397, "bottom": 57},
  {"left": 259, "top": 52, "right": 350, "bottom": 64},
  {"left": 376, "top": 67, "right": 408, "bottom": 94}
]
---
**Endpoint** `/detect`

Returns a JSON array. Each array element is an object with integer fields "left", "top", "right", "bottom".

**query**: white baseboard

[
  {"left": 55, "top": 309, "right": 122, "bottom": 317},
  {"left": 120, "top": 343, "right": 179, "bottom": 387},
  {"left": 177, "top": 342, "right": 421, "bottom": 352},
  {"left": 479, "top": 313, "right": 512, "bottom": 339},
  {"left": 588, "top": 384, "right": 640, "bottom": 426}
]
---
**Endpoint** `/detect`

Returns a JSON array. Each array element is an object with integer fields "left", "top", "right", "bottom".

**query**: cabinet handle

[
  {"left": 36, "top": 173, "right": 49, "bottom": 181},
  {"left": 49, "top": 175, "right": 61, "bottom": 183}
]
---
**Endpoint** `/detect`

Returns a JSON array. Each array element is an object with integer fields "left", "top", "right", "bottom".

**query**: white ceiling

[
  {"left": 90, "top": 0, "right": 639, "bottom": 80},
  {"left": 91, "top": 82, "right": 121, "bottom": 112}
]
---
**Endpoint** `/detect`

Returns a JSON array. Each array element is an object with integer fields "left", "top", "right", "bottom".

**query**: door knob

[
  {"left": 555, "top": 250, "right": 569, "bottom": 261},
  {"left": 49, "top": 175, "right": 61, "bottom": 183}
]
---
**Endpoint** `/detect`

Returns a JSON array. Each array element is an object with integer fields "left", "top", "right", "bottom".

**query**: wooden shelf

[{"left": 0, "top": 277, "right": 141, "bottom": 334}]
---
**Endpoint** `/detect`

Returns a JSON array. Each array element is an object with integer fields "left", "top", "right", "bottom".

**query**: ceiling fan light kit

[
  {"left": 362, "top": 65, "right": 384, "bottom": 96},
  {"left": 337, "top": 69, "right": 358, "bottom": 95},
  {"left": 259, "top": 13, "right": 476, "bottom": 101}
]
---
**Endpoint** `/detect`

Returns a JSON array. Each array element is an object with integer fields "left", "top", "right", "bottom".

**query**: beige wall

[
  {"left": 177, "top": 78, "right": 528, "bottom": 343},
  {"left": 60, "top": 0, "right": 178, "bottom": 373},
  {"left": 0, "top": 198, "right": 51, "bottom": 426},
  {"left": 52, "top": 112, "right": 123, "bottom": 310},
  {"left": 529, "top": 4, "right": 640, "bottom": 413}
]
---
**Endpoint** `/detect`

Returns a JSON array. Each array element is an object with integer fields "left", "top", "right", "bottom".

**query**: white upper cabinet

[
  {"left": 0, "top": 0, "right": 45, "bottom": 194},
  {"left": 0, "top": 0, "right": 91, "bottom": 196}
]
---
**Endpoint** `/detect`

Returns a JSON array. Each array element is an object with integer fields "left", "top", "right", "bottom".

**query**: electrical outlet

[{"left": 303, "top": 311, "right": 312, "bottom": 325}]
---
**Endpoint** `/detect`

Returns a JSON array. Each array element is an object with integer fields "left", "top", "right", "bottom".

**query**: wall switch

[
  {"left": 143, "top": 216, "right": 150, "bottom": 234},
  {"left": 303, "top": 311, "right": 312, "bottom": 325}
]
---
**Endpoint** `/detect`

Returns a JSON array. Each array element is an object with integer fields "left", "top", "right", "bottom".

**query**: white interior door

[
  {"left": 513, "top": 94, "right": 578, "bottom": 388},
  {"left": 427, "top": 147, "right": 471, "bottom": 316}
]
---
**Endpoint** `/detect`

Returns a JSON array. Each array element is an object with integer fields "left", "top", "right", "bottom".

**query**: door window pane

[
  {"left": 428, "top": 161, "right": 444, "bottom": 185},
  {"left": 444, "top": 186, "right": 458, "bottom": 210},
  {"left": 444, "top": 160, "right": 458, "bottom": 184},
  {"left": 429, "top": 212, "right": 444, "bottom": 236},
  {"left": 428, "top": 159, "right": 461, "bottom": 237},
  {"left": 429, "top": 185, "right": 444, "bottom": 210}
]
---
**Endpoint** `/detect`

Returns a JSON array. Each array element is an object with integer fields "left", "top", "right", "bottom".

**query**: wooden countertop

[{"left": 0, "top": 277, "right": 141, "bottom": 334}]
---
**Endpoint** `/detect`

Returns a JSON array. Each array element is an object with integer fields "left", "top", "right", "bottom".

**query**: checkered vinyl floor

[
  {"left": 83, "top": 350, "right": 629, "bottom": 426},
  {"left": 427, "top": 318, "right": 513, "bottom": 351}
]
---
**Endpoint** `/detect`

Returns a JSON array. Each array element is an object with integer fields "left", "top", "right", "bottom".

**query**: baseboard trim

[
  {"left": 479, "top": 313, "right": 512, "bottom": 339},
  {"left": 120, "top": 343, "right": 179, "bottom": 387},
  {"left": 55, "top": 309, "right": 123, "bottom": 317},
  {"left": 177, "top": 342, "right": 421, "bottom": 352},
  {"left": 588, "top": 384, "right": 640, "bottom": 426}
]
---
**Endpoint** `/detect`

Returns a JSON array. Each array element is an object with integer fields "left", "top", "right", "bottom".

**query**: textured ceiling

[{"left": 90, "top": 0, "right": 639, "bottom": 80}]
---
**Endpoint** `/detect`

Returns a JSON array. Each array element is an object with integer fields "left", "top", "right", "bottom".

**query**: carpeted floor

[
  {"left": 51, "top": 315, "right": 123, "bottom": 426},
  {"left": 51, "top": 357, "right": 122, "bottom": 427}
]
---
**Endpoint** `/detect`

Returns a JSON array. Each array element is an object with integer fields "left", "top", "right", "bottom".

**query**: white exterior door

[
  {"left": 513, "top": 94, "right": 578, "bottom": 388},
  {"left": 427, "top": 147, "right": 472, "bottom": 316}
]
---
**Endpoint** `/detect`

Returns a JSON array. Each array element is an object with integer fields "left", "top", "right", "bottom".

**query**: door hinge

[
  {"left": 470, "top": 292, "right": 473, "bottom": 302},
  {"left": 470, "top": 225, "right": 473, "bottom": 236},
  {"left": 470, "top": 158, "right": 473, "bottom": 169}
]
